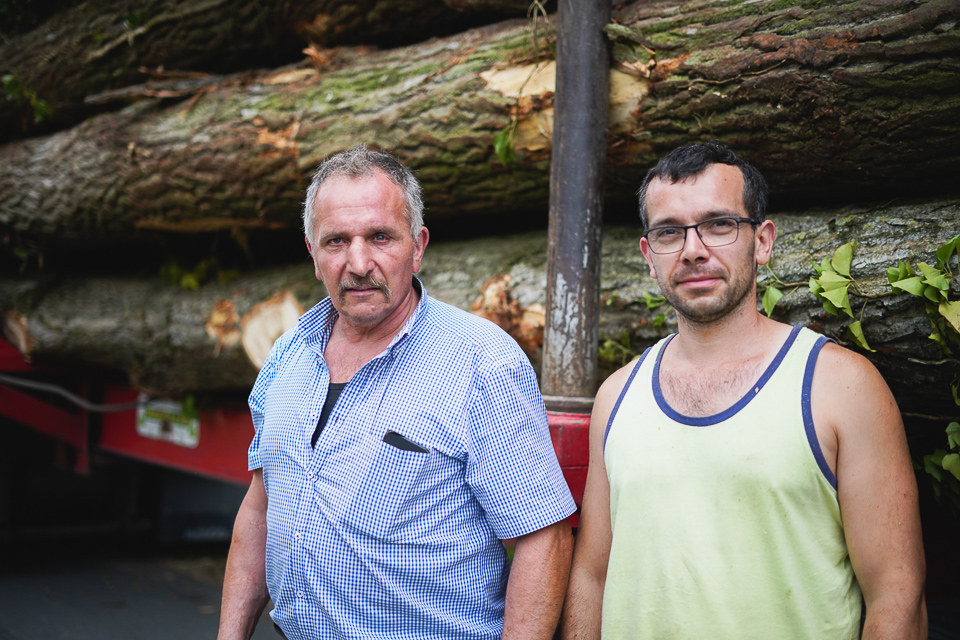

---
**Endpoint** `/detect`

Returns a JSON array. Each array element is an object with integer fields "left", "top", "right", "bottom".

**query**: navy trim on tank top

[
  {"left": 652, "top": 324, "right": 803, "bottom": 427},
  {"left": 802, "top": 336, "right": 838, "bottom": 489},
  {"left": 603, "top": 347, "right": 653, "bottom": 452}
]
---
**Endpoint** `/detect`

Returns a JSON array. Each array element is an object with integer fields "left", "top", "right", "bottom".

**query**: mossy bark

[
  {"left": 0, "top": 0, "right": 513, "bottom": 143},
  {"left": 3, "top": 197, "right": 957, "bottom": 416},
  {"left": 2, "top": 0, "right": 957, "bottom": 243}
]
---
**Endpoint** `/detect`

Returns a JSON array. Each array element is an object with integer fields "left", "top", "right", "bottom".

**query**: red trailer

[{"left": 0, "top": 336, "right": 589, "bottom": 540}]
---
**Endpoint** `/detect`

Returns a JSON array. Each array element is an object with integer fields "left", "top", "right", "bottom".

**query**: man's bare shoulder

[{"left": 813, "top": 339, "right": 899, "bottom": 429}]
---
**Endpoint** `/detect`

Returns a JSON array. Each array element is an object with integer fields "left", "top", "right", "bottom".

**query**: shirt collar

[{"left": 299, "top": 276, "right": 430, "bottom": 356}]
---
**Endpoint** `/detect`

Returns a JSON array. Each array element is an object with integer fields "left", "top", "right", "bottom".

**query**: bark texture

[
  {"left": 2, "top": 0, "right": 957, "bottom": 243},
  {"left": 3, "top": 198, "right": 957, "bottom": 416},
  {"left": 0, "top": 0, "right": 518, "bottom": 142}
]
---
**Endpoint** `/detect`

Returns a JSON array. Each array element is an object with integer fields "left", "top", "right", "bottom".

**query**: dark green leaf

[
  {"left": 925, "top": 454, "right": 943, "bottom": 481},
  {"left": 943, "top": 453, "right": 960, "bottom": 480},
  {"left": 493, "top": 122, "right": 517, "bottom": 167}
]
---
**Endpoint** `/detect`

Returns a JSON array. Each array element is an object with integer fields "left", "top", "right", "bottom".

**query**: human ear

[
  {"left": 754, "top": 220, "right": 776, "bottom": 266},
  {"left": 639, "top": 237, "right": 658, "bottom": 279},
  {"left": 412, "top": 227, "right": 430, "bottom": 273}
]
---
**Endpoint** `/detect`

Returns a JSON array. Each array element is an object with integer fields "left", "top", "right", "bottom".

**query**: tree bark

[
  {"left": 1, "top": 0, "right": 957, "bottom": 244},
  {"left": 0, "top": 0, "right": 523, "bottom": 143},
  {"left": 2, "top": 198, "right": 957, "bottom": 418}
]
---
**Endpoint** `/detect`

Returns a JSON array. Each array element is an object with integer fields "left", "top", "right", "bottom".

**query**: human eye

[
  {"left": 652, "top": 227, "right": 682, "bottom": 241},
  {"left": 703, "top": 218, "right": 737, "bottom": 234}
]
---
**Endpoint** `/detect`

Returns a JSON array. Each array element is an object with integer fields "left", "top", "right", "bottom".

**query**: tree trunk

[
  {"left": 2, "top": 0, "right": 957, "bottom": 244},
  {"left": 3, "top": 198, "right": 957, "bottom": 418},
  {"left": 0, "top": 0, "right": 523, "bottom": 143}
]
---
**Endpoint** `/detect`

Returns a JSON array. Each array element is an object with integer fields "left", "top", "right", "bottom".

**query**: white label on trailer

[{"left": 136, "top": 396, "right": 200, "bottom": 448}]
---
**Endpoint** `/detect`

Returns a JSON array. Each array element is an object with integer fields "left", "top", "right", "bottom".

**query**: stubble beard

[{"left": 659, "top": 257, "right": 757, "bottom": 326}]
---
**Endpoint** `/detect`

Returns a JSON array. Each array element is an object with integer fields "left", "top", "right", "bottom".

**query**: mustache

[
  {"left": 337, "top": 274, "right": 390, "bottom": 301},
  {"left": 671, "top": 266, "right": 725, "bottom": 282}
]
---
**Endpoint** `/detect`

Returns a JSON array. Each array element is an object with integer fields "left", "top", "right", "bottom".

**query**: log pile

[{"left": 1, "top": 0, "right": 958, "bottom": 423}]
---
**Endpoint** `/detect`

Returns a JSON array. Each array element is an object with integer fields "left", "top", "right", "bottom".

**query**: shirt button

[
  {"left": 297, "top": 591, "right": 304, "bottom": 598},
  {"left": 307, "top": 472, "right": 315, "bottom": 480},
  {"left": 294, "top": 532, "right": 301, "bottom": 540}
]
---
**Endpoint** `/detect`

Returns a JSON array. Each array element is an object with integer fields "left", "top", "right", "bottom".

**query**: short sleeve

[
  {"left": 465, "top": 359, "right": 576, "bottom": 539},
  {"left": 247, "top": 339, "right": 281, "bottom": 471}
]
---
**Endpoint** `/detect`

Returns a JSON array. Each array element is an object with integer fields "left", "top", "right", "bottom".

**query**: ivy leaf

[
  {"left": 947, "top": 422, "right": 960, "bottom": 449},
  {"left": 923, "top": 286, "right": 942, "bottom": 304},
  {"left": 492, "top": 121, "right": 517, "bottom": 167},
  {"left": 925, "top": 453, "right": 944, "bottom": 481},
  {"left": 817, "top": 271, "right": 850, "bottom": 291},
  {"left": 831, "top": 241, "right": 856, "bottom": 277},
  {"left": 943, "top": 453, "right": 960, "bottom": 481},
  {"left": 939, "top": 301, "right": 960, "bottom": 333},
  {"left": 809, "top": 277, "right": 823, "bottom": 296},
  {"left": 917, "top": 262, "right": 950, "bottom": 290},
  {"left": 821, "top": 298, "right": 841, "bottom": 316},
  {"left": 762, "top": 286, "right": 783, "bottom": 317},
  {"left": 846, "top": 320, "right": 875, "bottom": 352},
  {"left": 891, "top": 276, "right": 926, "bottom": 296},
  {"left": 820, "top": 257, "right": 834, "bottom": 274},
  {"left": 936, "top": 233, "right": 960, "bottom": 271},
  {"left": 821, "top": 286, "right": 853, "bottom": 317}
]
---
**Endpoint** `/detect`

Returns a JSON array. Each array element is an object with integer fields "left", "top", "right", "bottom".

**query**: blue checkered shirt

[{"left": 248, "top": 280, "right": 576, "bottom": 640}]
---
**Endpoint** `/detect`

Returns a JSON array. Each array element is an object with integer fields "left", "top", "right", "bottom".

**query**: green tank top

[{"left": 602, "top": 326, "right": 861, "bottom": 639}]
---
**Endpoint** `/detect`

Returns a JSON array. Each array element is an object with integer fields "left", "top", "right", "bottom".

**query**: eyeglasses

[{"left": 643, "top": 217, "right": 758, "bottom": 254}]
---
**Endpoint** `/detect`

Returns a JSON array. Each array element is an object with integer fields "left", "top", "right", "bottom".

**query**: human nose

[
  {"left": 345, "top": 239, "right": 373, "bottom": 275},
  {"left": 678, "top": 225, "right": 710, "bottom": 262}
]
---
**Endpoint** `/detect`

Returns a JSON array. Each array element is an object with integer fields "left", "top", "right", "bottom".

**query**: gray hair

[{"left": 302, "top": 145, "right": 424, "bottom": 246}]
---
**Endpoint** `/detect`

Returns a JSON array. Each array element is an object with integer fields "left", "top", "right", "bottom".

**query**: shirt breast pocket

[{"left": 343, "top": 433, "right": 448, "bottom": 543}]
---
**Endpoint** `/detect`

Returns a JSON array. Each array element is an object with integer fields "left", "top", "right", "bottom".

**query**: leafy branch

[{"left": 808, "top": 240, "right": 877, "bottom": 351}]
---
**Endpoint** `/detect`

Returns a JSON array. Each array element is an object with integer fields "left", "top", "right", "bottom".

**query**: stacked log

[{"left": 0, "top": 0, "right": 958, "bottom": 423}]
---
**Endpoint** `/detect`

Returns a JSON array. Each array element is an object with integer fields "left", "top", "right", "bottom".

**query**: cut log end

[{"left": 240, "top": 292, "right": 304, "bottom": 368}]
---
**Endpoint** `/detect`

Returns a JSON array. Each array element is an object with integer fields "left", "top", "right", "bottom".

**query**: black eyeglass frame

[{"left": 642, "top": 216, "right": 759, "bottom": 254}]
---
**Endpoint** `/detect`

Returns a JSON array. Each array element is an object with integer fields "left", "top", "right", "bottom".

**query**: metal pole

[{"left": 541, "top": 0, "right": 610, "bottom": 412}]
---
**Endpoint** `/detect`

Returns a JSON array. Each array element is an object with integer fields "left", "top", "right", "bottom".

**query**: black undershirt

[{"left": 311, "top": 382, "right": 347, "bottom": 448}]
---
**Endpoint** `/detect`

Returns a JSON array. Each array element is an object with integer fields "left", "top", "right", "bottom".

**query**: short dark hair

[
  {"left": 637, "top": 141, "right": 768, "bottom": 228},
  {"left": 303, "top": 144, "right": 423, "bottom": 246}
]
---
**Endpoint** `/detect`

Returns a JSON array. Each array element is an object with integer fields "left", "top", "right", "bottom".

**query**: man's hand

[
  {"left": 501, "top": 518, "right": 574, "bottom": 639},
  {"left": 218, "top": 470, "right": 270, "bottom": 640}
]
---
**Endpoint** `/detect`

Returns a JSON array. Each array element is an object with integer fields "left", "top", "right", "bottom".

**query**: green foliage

[
  {"left": 808, "top": 241, "right": 874, "bottom": 351},
  {"left": 2, "top": 74, "right": 52, "bottom": 124},
  {"left": 598, "top": 293, "right": 668, "bottom": 367},
  {"left": 923, "top": 422, "right": 960, "bottom": 514},
  {"left": 757, "top": 265, "right": 800, "bottom": 318},
  {"left": 493, "top": 119, "right": 518, "bottom": 167},
  {"left": 599, "top": 330, "right": 638, "bottom": 368},
  {"left": 160, "top": 257, "right": 236, "bottom": 290},
  {"left": 887, "top": 233, "right": 960, "bottom": 355}
]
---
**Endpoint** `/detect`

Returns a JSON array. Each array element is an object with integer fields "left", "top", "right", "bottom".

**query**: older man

[
  {"left": 219, "top": 145, "right": 575, "bottom": 640},
  {"left": 562, "top": 141, "right": 926, "bottom": 639}
]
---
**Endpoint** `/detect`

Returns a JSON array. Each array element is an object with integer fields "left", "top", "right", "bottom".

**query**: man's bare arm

[
  {"left": 501, "top": 518, "right": 574, "bottom": 639},
  {"left": 218, "top": 469, "right": 270, "bottom": 640},
  {"left": 560, "top": 364, "right": 631, "bottom": 639},
  {"left": 814, "top": 345, "right": 927, "bottom": 640}
]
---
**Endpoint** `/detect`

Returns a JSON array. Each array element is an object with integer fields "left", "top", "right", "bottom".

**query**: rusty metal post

[{"left": 541, "top": 0, "right": 611, "bottom": 412}]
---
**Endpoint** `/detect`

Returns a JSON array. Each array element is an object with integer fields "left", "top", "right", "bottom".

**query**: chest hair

[{"left": 659, "top": 356, "right": 768, "bottom": 417}]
